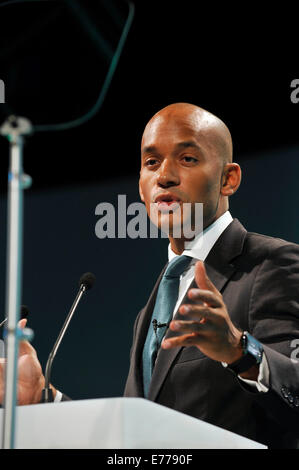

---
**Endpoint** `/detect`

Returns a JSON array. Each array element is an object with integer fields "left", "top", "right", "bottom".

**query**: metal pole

[{"left": 0, "top": 116, "right": 32, "bottom": 449}]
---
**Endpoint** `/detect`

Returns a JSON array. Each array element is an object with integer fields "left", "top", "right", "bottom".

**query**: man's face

[{"left": 139, "top": 110, "right": 225, "bottom": 236}]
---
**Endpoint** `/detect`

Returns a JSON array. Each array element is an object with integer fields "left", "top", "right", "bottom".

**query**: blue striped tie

[{"left": 142, "top": 255, "right": 192, "bottom": 397}]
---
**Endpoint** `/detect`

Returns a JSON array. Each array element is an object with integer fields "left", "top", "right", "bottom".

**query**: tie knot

[{"left": 164, "top": 255, "right": 192, "bottom": 279}]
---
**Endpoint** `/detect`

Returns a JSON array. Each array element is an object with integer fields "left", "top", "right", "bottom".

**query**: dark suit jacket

[{"left": 124, "top": 219, "right": 299, "bottom": 449}]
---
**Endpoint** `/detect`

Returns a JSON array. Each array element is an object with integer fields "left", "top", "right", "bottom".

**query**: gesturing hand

[
  {"left": 0, "top": 319, "right": 45, "bottom": 405},
  {"left": 162, "top": 260, "right": 243, "bottom": 364}
]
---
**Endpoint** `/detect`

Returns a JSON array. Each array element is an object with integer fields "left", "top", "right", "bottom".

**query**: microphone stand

[
  {"left": 0, "top": 1, "right": 134, "bottom": 448},
  {"left": 0, "top": 115, "right": 33, "bottom": 449},
  {"left": 42, "top": 283, "right": 88, "bottom": 403}
]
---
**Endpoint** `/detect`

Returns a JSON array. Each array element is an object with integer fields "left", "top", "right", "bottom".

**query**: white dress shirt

[{"left": 168, "top": 210, "right": 269, "bottom": 392}]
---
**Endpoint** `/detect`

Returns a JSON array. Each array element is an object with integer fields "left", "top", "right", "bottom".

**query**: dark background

[
  {"left": 0, "top": 0, "right": 298, "bottom": 400},
  {"left": 0, "top": 0, "right": 298, "bottom": 192}
]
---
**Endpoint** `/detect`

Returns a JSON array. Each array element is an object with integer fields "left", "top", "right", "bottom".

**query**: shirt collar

[{"left": 168, "top": 211, "right": 233, "bottom": 262}]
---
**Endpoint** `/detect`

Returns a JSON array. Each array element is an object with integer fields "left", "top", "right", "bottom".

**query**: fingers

[
  {"left": 170, "top": 319, "right": 209, "bottom": 334},
  {"left": 0, "top": 319, "right": 35, "bottom": 358},
  {"left": 167, "top": 262, "right": 224, "bottom": 340},
  {"left": 194, "top": 260, "right": 219, "bottom": 293},
  {"left": 179, "top": 303, "right": 214, "bottom": 321},
  {"left": 161, "top": 262, "right": 226, "bottom": 351},
  {"left": 187, "top": 288, "right": 223, "bottom": 308},
  {"left": 180, "top": 261, "right": 223, "bottom": 320},
  {"left": 179, "top": 287, "right": 224, "bottom": 320},
  {"left": 162, "top": 333, "right": 200, "bottom": 349},
  {"left": 19, "top": 318, "right": 27, "bottom": 329},
  {"left": 161, "top": 261, "right": 238, "bottom": 361},
  {"left": 17, "top": 319, "right": 36, "bottom": 357}
]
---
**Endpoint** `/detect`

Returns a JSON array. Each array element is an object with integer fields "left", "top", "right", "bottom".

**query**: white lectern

[{"left": 0, "top": 397, "right": 266, "bottom": 449}]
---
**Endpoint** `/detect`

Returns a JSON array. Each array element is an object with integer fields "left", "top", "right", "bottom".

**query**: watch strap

[{"left": 225, "top": 331, "right": 263, "bottom": 375}]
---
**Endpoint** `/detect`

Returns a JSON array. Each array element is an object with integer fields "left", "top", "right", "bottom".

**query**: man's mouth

[{"left": 154, "top": 193, "right": 181, "bottom": 211}]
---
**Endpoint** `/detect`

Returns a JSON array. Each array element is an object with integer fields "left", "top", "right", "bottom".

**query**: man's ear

[
  {"left": 221, "top": 163, "right": 242, "bottom": 196},
  {"left": 139, "top": 180, "right": 145, "bottom": 202}
]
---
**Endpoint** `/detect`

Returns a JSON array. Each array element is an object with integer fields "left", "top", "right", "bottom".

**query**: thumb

[
  {"left": 18, "top": 319, "right": 35, "bottom": 356},
  {"left": 19, "top": 318, "right": 27, "bottom": 329},
  {"left": 194, "top": 260, "right": 218, "bottom": 293}
]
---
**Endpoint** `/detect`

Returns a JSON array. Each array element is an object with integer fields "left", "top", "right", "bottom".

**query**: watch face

[{"left": 246, "top": 333, "right": 263, "bottom": 362}]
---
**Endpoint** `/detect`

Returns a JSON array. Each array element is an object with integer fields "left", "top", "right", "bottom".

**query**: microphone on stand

[{"left": 41, "top": 272, "right": 96, "bottom": 403}]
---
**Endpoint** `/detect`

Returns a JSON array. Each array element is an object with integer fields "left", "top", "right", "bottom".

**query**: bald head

[
  {"left": 142, "top": 102, "right": 233, "bottom": 167},
  {"left": 139, "top": 102, "right": 241, "bottom": 242}
]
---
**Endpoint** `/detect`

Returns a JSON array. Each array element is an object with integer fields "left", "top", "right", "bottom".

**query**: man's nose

[{"left": 157, "top": 159, "right": 180, "bottom": 188}]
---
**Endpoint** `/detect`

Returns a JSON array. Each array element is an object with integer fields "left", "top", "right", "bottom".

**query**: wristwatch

[{"left": 224, "top": 331, "right": 263, "bottom": 375}]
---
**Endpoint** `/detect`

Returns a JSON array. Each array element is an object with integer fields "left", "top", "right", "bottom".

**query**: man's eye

[
  {"left": 145, "top": 158, "right": 158, "bottom": 166},
  {"left": 182, "top": 156, "right": 198, "bottom": 163}
]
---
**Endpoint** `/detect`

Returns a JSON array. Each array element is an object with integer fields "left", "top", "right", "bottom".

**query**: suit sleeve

[{"left": 239, "top": 242, "right": 299, "bottom": 432}]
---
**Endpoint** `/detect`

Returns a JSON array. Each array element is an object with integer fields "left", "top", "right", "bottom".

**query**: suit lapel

[{"left": 147, "top": 218, "right": 247, "bottom": 401}]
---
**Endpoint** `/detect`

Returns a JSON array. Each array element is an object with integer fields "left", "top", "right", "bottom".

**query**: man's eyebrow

[
  {"left": 175, "top": 141, "right": 201, "bottom": 151},
  {"left": 141, "top": 145, "right": 157, "bottom": 155},
  {"left": 141, "top": 141, "right": 201, "bottom": 155}
]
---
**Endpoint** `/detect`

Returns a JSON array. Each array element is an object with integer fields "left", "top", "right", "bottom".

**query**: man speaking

[{"left": 1, "top": 103, "right": 299, "bottom": 449}]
